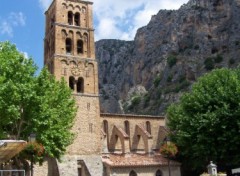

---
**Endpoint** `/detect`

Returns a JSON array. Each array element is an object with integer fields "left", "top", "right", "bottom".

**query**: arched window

[
  {"left": 68, "top": 11, "right": 73, "bottom": 25},
  {"left": 146, "top": 121, "right": 151, "bottom": 134},
  {"left": 69, "top": 76, "right": 75, "bottom": 90},
  {"left": 124, "top": 120, "right": 130, "bottom": 135},
  {"left": 77, "top": 40, "right": 83, "bottom": 54},
  {"left": 74, "top": 13, "right": 80, "bottom": 26},
  {"left": 103, "top": 120, "right": 108, "bottom": 134},
  {"left": 129, "top": 170, "right": 137, "bottom": 176},
  {"left": 156, "top": 170, "right": 162, "bottom": 176},
  {"left": 77, "top": 77, "right": 84, "bottom": 93},
  {"left": 66, "top": 38, "right": 72, "bottom": 54}
]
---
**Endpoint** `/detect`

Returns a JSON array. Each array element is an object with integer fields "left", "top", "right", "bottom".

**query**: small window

[
  {"left": 156, "top": 170, "right": 162, "bottom": 176},
  {"left": 74, "top": 13, "right": 80, "bottom": 26},
  {"left": 124, "top": 120, "right": 130, "bottom": 135},
  {"left": 69, "top": 76, "right": 75, "bottom": 90},
  {"left": 129, "top": 170, "right": 137, "bottom": 176},
  {"left": 77, "top": 40, "right": 83, "bottom": 54},
  {"left": 77, "top": 77, "right": 84, "bottom": 93},
  {"left": 68, "top": 11, "right": 73, "bottom": 25},
  {"left": 146, "top": 121, "right": 151, "bottom": 134},
  {"left": 66, "top": 38, "right": 72, "bottom": 54}
]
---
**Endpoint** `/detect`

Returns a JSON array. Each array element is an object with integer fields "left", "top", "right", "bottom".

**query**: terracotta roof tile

[{"left": 102, "top": 153, "right": 181, "bottom": 168}]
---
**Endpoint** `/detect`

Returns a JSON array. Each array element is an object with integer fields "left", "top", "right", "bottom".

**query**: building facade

[{"left": 38, "top": 0, "right": 181, "bottom": 175}]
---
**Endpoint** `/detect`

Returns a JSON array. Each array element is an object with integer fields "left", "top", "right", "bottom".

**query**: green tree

[
  {"left": 167, "top": 68, "right": 240, "bottom": 174},
  {"left": 167, "top": 55, "right": 177, "bottom": 68},
  {"left": 160, "top": 142, "right": 178, "bottom": 176},
  {"left": 0, "top": 41, "right": 76, "bottom": 161}
]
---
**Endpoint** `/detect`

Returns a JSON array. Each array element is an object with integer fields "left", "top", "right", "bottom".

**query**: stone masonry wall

[
  {"left": 101, "top": 114, "right": 165, "bottom": 152},
  {"left": 107, "top": 165, "right": 181, "bottom": 176}
]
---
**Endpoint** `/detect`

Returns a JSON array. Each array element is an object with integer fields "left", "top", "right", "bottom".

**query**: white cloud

[
  {"left": 37, "top": 0, "right": 189, "bottom": 41},
  {"left": 9, "top": 12, "right": 26, "bottom": 26},
  {"left": 0, "top": 21, "right": 13, "bottom": 36},
  {"left": 93, "top": 0, "right": 189, "bottom": 41},
  {"left": 0, "top": 12, "right": 26, "bottom": 37}
]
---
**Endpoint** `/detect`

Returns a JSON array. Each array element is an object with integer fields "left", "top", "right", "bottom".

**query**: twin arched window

[
  {"left": 68, "top": 11, "right": 80, "bottom": 26},
  {"left": 65, "top": 39, "right": 83, "bottom": 55},
  {"left": 69, "top": 76, "right": 84, "bottom": 93}
]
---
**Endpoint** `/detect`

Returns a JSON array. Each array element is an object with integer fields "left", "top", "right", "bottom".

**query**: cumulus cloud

[
  {"left": 0, "top": 12, "right": 26, "bottom": 37},
  {"left": 37, "top": 0, "right": 188, "bottom": 41},
  {"left": 94, "top": 0, "right": 189, "bottom": 41}
]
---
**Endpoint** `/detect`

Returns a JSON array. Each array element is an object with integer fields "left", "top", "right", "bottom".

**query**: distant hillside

[{"left": 96, "top": 0, "right": 240, "bottom": 115}]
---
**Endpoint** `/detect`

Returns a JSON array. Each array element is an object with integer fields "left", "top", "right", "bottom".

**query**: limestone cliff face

[{"left": 96, "top": 0, "right": 240, "bottom": 115}]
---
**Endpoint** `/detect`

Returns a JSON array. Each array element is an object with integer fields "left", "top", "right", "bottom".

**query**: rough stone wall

[
  {"left": 57, "top": 155, "right": 103, "bottom": 176},
  {"left": 42, "top": 0, "right": 103, "bottom": 175},
  {"left": 67, "top": 95, "right": 101, "bottom": 155},
  {"left": 54, "top": 0, "right": 95, "bottom": 58},
  {"left": 101, "top": 114, "right": 165, "bottom": 152},
  {"left": 54, "top": 57, "right": 99, "bottom": 95},
  {"left": 106, "top": 166, "right": 181, "bottom": 176},
  {"left": 34, "top": 157, "right": 60, "bottom": 176}
]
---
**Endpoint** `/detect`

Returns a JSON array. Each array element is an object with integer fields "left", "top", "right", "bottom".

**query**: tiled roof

[
  {"left": 102, "top": 153, "right": 181, "bottom": 168},
  {"left": 158, "top": 126, "right": 170, "bottom": 142},
  {"left": 0, "top": 140, "right": 27, "bottom": 163}
]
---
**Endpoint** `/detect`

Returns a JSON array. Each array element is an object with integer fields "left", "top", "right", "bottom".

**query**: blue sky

[{"left": 0, "top": 0, "right": 188, "bottom": 72}]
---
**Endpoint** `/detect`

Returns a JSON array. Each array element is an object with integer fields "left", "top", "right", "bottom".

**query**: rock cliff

[{"left": 96, "top": 0, "right": 240, "bottom": 115}]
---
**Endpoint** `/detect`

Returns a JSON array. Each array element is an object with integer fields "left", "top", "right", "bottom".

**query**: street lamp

[
  {"left": 29, "top": 133, "right": 36, "bottom": 176},
  {"left": 29, "top": 133, "right": 36, "bottom": 143}
]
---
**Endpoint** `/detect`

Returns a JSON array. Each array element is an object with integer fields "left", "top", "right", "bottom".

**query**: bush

[
  {"left": 131, "top": 96, "right": 141, "bottom": 106},
  {"left": 229, "top": 58, "right": 235, "bottom": 65},
  {"left": 153, "top": 75, "right": 162, "bottom": 87},
  {"left": 143, "top": 94, "right": 150, "bottom": 108},
  {"left": 214, "top": 54, "right": 223, "bottom": 63},
  {"left": 167, "top": 74, "right": 173, "bottom": 82},
  {"left": 143, "top": 93, "right": 150, "bottom": 103},
  {"left": 204, "top": 57, "right": 214, "bottom": 70},
  {"left": 167, "top": 55, "right": 177, "bottom": 68},
  {"left": 174, "top": 80, "right": 190, "bottom": 92}
]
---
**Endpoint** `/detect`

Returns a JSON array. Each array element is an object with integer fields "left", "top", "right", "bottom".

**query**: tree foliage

[
  {"left": 160, "top": 142, "right": 178, "bottom": 158},
  {"left": 167, "top": 68, "right": 240, "bottom": 174},
  {"left": 0, "top": 41, "right": 76, "bottom": 161}
]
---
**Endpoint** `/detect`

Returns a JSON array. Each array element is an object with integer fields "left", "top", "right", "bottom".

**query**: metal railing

[{"left": 0, "top": 170, "right": 25, "bottom": 176}]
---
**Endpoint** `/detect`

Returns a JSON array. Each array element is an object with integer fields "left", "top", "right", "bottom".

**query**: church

[{"left": 36, "top": 0, "right": 181, "bottom": 175}]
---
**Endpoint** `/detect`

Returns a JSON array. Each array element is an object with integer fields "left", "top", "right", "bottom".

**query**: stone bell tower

[{"left": 44, "top": 0, "right": 102, "bottom": 175}]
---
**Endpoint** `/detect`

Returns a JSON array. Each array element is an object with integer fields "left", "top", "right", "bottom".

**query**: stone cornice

[{"left": 55, "top": 22, "right": 94, "bottom": 31}]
